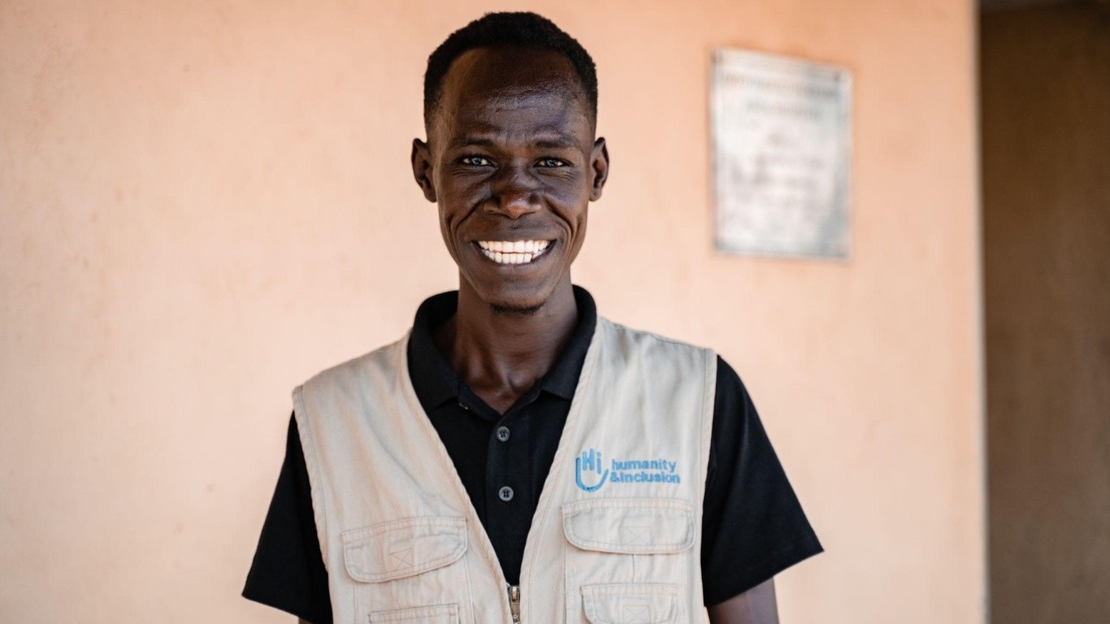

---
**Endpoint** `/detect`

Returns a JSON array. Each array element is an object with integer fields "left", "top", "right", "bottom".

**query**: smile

[{"left": 476, "top": 240, "right": 552, "bottom": 265}]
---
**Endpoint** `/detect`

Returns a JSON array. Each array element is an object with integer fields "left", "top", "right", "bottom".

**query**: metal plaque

[{"left": 711, "top": 49, "right": 852, "bottom": 259}]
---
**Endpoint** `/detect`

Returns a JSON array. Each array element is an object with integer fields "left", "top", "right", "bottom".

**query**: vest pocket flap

[
  {"left": 562, "top": 499, "right": 694, "bottom": 554},
  {"left": 582, "top": 583, "right": 678, "bottom": 624},
  {"left": 342, "top": 517, "right": 467, "bottom": 583}
]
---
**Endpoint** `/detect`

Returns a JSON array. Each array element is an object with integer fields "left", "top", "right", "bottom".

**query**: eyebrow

[
  {"left": 533, "top": 135, "right": 579, "bottom": 149},
  {"left": 450, "top": 134, "right": 580, "bottom": 150},
  {"left": 451, "top": 137, "right": 497, "bottom": 149}
]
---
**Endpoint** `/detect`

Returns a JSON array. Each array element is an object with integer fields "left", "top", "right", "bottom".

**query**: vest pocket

[
  {"left": 562, "top": 498, "right": 695, "bottom": 554},
  {"left": 342, "top": 516, "right": 467, "bottom": 582},
  {"left": 366, "top": 603, "right": 460, "bottom": 624},
  {"left": 343, "top": 517, "right": 469, "bottom": 621},
  {"left": 581, "top": 584, "right": 678, "bottom": 624},
  {"left": 562, "top": 500, "right": 693, "bottom": 622}
]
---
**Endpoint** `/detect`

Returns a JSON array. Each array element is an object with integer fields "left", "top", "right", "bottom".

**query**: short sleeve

[
  {"left": 243, "top": 415, "right": 334, "bottom": 624},
  {"left": 700, "top": 357, "right": 823, "bottom": 606}
]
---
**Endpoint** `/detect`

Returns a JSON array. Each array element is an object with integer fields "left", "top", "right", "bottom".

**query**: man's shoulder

[
  {"left": 598, "top": 316, "right": 717, "bottom": 357},
  {"left": 300, "top": 332, "right": 410, "bottom": 390},
  {"left": 595, "top": 317, "right": 720, "bottom": 386}
]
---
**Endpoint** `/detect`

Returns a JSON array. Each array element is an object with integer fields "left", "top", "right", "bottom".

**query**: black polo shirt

[{"left": 243, "top": 287, "right": 822, "bottom": 623}]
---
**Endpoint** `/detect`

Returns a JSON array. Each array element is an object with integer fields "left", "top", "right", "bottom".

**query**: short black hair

[{"left": 423, "top": 12, "right": 598, "bottom": 129}]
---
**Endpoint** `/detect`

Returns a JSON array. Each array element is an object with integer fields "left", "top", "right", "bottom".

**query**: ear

[
  {"left": 411, "top": 138, "right": 437, "bottom": 202},
  {"left": 588, "top": 137, "right": 609, "bottom": 201}
]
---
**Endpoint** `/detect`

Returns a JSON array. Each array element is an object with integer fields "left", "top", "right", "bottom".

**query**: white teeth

[
  {"left": 477, "top": 240, "right": 550, "bottom": 250},
  {"left": 476, "top": 239, "right": 551, "bottom": 265}
]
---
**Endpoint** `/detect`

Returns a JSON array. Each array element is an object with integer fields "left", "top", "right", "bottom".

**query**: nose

[{"left": 488, "top": 163, "right": 540, "bottom": 219}]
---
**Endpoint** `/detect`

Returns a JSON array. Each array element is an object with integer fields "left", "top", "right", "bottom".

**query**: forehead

[{"left": 433, "top": 47, "right": 590, "bottom": 134}]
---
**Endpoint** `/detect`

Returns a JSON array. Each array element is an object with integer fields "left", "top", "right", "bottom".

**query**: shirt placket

[
  {"left": 485, "top": 408, "right": 533, "bottom": 551},
  {"left": 455, "top": 385, "right": 541, "bottom": 581}
]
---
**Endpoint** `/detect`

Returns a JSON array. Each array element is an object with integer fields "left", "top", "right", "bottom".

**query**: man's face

[{"left": 412, "top": 46, "right": 608, "bottom": 313}]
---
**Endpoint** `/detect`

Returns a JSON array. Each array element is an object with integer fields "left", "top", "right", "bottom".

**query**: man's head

[
  {"left": 422, "top": 12, "right": 598, "bottom": 134},
  {"left": 412, "top": 13, "right": 609, "bottom": 315}
]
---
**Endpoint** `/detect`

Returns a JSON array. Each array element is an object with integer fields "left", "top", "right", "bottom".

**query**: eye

[
  {"left": 536, "top": 158, "right": 569, "bottom": 168},
  {"left": 459, "top": 155, "right": 494, "bottom": 167}
]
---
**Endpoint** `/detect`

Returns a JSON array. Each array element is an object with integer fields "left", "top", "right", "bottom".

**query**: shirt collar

[{"left": 406, "top": 286, "right": 598, "bottom": 411}]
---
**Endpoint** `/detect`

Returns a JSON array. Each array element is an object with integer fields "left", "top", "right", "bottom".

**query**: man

[{"left": 244, "top": 12, "right": 820, "bottom": 624}]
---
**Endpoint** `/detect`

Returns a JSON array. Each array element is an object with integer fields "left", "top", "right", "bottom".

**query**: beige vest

[{"left": 294, "top": 317, "right": 716, "bottom": 624}]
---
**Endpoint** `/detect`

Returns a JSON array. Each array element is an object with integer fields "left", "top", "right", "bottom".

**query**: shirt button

[
  {"left": 498, "top": 486, "right": 514, "bottom": 502},
  {"left": 496, "top": 426, "right": 511, "bottom": 442}
]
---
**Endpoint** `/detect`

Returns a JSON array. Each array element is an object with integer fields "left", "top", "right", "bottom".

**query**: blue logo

[
  {"left": 575, "top": 448, "right": 681, "bottom": 492},
  {"left": 575, "top": 449, "right": 609, "bottom": 492}
]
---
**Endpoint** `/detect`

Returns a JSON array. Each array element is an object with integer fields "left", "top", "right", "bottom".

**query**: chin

[
  {"left": 482, "top": 290, "right": 550, "bottom": 315},
  {"left": 469, "top": 281, "right": 556, "bottom": 316},
  {"left": 490, "top": 302, "right": 545, "bottom": 316}
]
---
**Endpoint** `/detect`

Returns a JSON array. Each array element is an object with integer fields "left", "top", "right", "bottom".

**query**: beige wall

[
  {"left": 982, "top": 5, "right": 1110, "bottom": 623},
  {"left": 0, "top": 0, "right": 983, "bottom": 622}
]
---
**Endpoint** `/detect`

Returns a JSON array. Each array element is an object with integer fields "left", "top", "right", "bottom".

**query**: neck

[{"left": 434, "top": 280, "right": 579, "bottom": 414}]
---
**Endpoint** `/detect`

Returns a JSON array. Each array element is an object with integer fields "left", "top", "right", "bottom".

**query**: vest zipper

[{"left": 508, "top": 584, "right": 521, "bottom": 623}]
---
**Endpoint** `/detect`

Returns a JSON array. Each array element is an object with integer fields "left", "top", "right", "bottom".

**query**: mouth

[{"left": 475, "top": 239, "right": 553, "bottom": 265}]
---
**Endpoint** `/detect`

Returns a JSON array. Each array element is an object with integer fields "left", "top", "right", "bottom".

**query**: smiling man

[{"left": 244, "top": 12, "right": 821, "bottom": 624}]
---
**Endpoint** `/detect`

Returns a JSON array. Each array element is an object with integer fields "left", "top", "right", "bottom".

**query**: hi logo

[
  {"left": 574, "top": 448, "right": 682, "bottom": 492},
  {"left": 575, "top": 449, "right": 609, "bottom": 492}
]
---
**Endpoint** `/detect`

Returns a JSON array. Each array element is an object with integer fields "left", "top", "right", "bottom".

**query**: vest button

[
  {"left": 496, "top": 426, "right": 511, "bottom": 442},
  {"left": 498, "top": 486, "right": 514, "bottom": 502}
]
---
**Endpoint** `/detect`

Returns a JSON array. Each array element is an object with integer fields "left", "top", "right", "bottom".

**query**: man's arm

[
  {"left": 243, "top": 417, "right": 334, "bottom": 623},
  {"left": 707, "top": 579, "right": 779, "bottom": 624}
]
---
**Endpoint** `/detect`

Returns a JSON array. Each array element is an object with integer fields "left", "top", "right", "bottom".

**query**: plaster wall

[{"left": 0, "top": 0, "right": 983, "bottom": 622}]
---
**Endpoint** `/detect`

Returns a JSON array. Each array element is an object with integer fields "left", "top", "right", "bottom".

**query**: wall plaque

[{"left": 711, "top": 49, "right": 852, "bottom": 259}]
